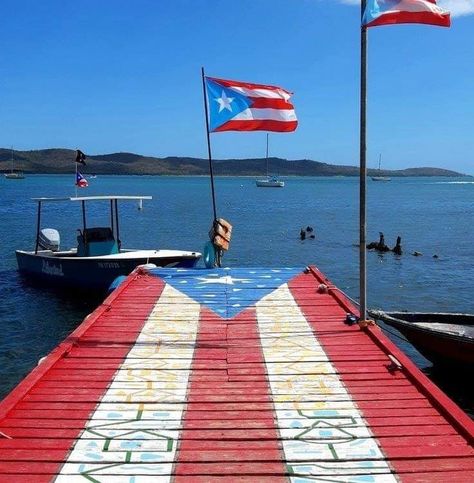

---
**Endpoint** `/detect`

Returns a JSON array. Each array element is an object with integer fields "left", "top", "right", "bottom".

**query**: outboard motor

[{"left": 38, "top": 228, "right": 60, "bottom": 252}]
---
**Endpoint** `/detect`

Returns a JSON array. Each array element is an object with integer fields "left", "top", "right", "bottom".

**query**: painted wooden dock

[{"left": 1, "top": 266, "right": 473, "bottom": 482}]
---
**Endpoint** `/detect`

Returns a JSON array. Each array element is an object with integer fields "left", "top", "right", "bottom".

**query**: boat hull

[
  {"left": 4, "top": 173, "right": 25, "bottom": 179},
  {"left": 256, "top": 179, "right": 284, "bottom": 187},
  {"left": 16, "top": 249, "right": 200, "bottom": 291},
  {"left": 373, "top": 311, "right": 474, "bottom": 369}
]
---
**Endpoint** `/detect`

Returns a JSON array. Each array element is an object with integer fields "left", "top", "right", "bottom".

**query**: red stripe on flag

[
  {"left": 207, "top": 76, "right": 291, "bottom": 94},
  {"left": 213, "top": 119, "right": 298, "bottom": 133},
  {"left": 174, "top": 307, "right": 287, "bottom": 481},
  {"left": 0, "top": 273, "right": 165, "bottom": 478},
  {"left": 249, "top": 98, "right": 294, "bottom": 110},
  {"left": 367, "top": 11, "right": 450, "bottom": 27}
]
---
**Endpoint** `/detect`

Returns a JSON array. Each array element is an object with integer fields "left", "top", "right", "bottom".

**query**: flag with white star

[
  {"left": 205, "top": 76, "right": 297, "bottom": 132},
  {"left": 362, "top": 0, "right": 450, "bottom": 28}
]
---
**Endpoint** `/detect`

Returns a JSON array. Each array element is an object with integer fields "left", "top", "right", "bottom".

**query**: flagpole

[
  {"left": 75, "top": 162, "right": 78, "bottom": 198},
  {"left": 201, "top": 67, "right": 218, "bottom": 222},
  {"left": 359, "top": 1, "right": 368, "bottom": 322}
]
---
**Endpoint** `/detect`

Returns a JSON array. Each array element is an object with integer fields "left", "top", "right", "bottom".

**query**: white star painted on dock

[
  {"left": 196, "top": 275, "right": 251, "bottom": 285},
  {"left": 214, "top": 91, "right": 234, "bottom": 112}
]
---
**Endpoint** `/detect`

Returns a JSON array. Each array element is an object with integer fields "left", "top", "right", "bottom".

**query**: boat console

[{"left": 77, "top": 227, "right": 119, "bottom": 257}]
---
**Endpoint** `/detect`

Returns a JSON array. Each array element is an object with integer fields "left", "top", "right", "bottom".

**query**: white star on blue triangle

[
  {"left": 205, "top": 79, "right": 252, "bottom": 132},
  {"left": 149, "top": 267, "right": 303, "bottom": 318}
]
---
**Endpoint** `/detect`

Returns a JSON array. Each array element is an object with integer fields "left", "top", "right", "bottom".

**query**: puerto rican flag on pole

[
  {"left": 363, "top": 0, "right": 450, "bottom": 28},
  {"left": 205, "top": 77, "right": 297, "bottom": 133},
  {"left": 75, "top": 171, "right": 88, "bottom": 188}
]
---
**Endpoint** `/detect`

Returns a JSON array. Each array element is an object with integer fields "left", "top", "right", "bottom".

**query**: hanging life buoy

[{"left": 203, "top": 241, "right": 216, "bottom": 268}]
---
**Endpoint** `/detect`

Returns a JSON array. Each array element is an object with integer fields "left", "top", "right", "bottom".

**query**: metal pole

[
  {"left": 81, "top": 200, "right": 87, "bottom": 237},
  {"left": 34, "top": 201, "right": 42, "bottom": 254},
  {"left": 201, "top": 67, "right": 218, "bottom": 221},
  {"left": 115, "top": 199, "right": 120, "bottom": 249},
  {"left": 266, "top": 133, "right": 269, "bottom": 176},
  {"left": 110, "top": 199, "right": 114, "bottom": 237},
  {"left": 359, "top": 1, "right": 368, "bottom": 321}
]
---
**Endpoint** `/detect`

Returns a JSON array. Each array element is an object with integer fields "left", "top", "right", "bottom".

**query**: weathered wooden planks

[{"left": 0, "top": 266, "right": 473, "bottom": 482}]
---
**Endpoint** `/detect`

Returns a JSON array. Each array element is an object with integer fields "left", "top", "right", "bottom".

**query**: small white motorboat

[{"left": 16, "top": 195, "right": 201, "bottom": 291}]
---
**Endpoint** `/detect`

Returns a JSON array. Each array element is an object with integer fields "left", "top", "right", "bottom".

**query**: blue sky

[{"left": 1, "top": 0, "right": 473, "bottom": 173}]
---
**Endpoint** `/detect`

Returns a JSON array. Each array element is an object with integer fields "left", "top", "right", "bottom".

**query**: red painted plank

[
  {"left": 401, "top": 471, "right": 474, "bottom": 483},
  {"left": 393, "top": 457, "right": 474, "bottom": 472},
  {"left": 175, "top": 462, "right": 287, "bottom": 477},
  {"left": 174, "top": 307, "right": 286, "bottom": 481}
]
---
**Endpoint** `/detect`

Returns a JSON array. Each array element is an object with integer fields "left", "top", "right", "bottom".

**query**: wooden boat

[
  {"left": 371, "top": 310, "right": 474, "bottom": 368},
  {"left": 16, "top": 195, "right": 201, "bottom": 290}
]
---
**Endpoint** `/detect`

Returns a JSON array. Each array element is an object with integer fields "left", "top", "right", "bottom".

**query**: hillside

[{"left": 0, "top": 148, "right": 466, "bottom": 177}]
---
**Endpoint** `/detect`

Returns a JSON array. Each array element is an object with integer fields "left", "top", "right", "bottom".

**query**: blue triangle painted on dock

[{"left": 148, "top": 267, "right": 303, "bottom": 318}]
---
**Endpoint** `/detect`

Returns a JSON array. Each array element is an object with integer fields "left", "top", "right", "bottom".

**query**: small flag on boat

[
  {"left": 205, "top": 77, "right": 297, "bottom": 133},
  {"left": 76, "top": 171, "right": 88, "bottom": 188},
  {"left": 75, "top": 149, "right": 87, "bottom": 165},
  {"left": 363, "top": 0, "right": 451, "bottom": 28}
]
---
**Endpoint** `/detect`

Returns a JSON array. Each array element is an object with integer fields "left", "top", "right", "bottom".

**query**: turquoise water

[{"left": 1, "top": 175, "right": 473, "bottom": 413}]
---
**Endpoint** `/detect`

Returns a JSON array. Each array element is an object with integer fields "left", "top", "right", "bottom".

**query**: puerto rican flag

[
  {"left": 205, "top": 76, "right": 297, "bottom": 133},
  {"left": 363, "top": 0, "right": 451, "bottom": 28},
  {"left": 2, "top": 267, "right": 473, "bottom": 480},
  {"left": 75, "top": 171, "right": 88, "bottom": 187}
]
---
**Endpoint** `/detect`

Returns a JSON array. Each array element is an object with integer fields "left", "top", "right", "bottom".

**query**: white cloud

[
  {"left": 334, "top": 0, "right": 474, "bottom": 18},
  {"left": 439, "top": 0, "right": 474, "bottom": 17}
]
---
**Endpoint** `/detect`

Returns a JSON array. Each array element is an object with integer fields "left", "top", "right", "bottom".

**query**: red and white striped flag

[
  {"left": 363, "top": 0, "right": 451, "bottom": 28},
  {"left": 205, "top": 76, "right": 297, "bottom": 133}
]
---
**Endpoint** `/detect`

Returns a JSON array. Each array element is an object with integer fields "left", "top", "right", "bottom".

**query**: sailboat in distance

[
  {"left": 371, "top": 154, "right": 390, "bottom": 182},
  {"left": 4, "top": 147, "right": 25, "bottom": 179},
  {"left": 256, "top": 134, "right": 285, "bottom": 188}
]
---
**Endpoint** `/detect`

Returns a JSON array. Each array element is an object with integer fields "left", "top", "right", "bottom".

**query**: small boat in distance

[
  {"left": 16, "top": 195, "right": 201, "bottom": 291},
  {"left": 371, "top": 310, "right": 474, "bottom": 369},
  {"left": 256, "top": 176, "right": 285, "bottom": 188},
  {"left": 256, "top": 134, "right": 284, "bottom": 188},
  {"left": 371, "top": 154, "right": 390, "bottom": 182},
  {"left": 4, "top": 148, "right": 25, "bottom": 179}
]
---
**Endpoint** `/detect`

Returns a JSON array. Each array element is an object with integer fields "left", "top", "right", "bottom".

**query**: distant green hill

[{"left": 0, "top": 148, "right": 466, "bottom": 177}]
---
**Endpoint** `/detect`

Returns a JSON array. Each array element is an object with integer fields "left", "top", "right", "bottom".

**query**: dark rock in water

[
  {"left": 306, "top": 226, "right": 313, "bottom": 233},
  {"left": 392, "top": 236, "right": 402, "bottom": 255},
  {"left": 433, "top": 254, "right": 439, "bottom": 259},
  {"left": 309, "top": 234, "right": 315, "bottom": 239},
  {"left": 412, "top": 251, "right": 423, "bottom": 256},
  {"left": 300, "top": 228, "right": 306, "bottom": 241},
  {"left": 368, "top": 232, "right": 389, "bottom": 252}
]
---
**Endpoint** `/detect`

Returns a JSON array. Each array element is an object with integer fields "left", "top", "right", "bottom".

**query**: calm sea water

[{"left": 1, "top": 175, "right": 473, "bottom": 414}]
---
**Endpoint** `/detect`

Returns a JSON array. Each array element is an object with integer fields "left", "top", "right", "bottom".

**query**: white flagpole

[
  {"left": 360, "top": 1, "right": 368, "bottom": 322},
  {"left": 75, "top": 162, "right": 78, "bottom": 198}
]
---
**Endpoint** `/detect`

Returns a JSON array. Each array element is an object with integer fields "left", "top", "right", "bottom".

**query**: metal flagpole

[
  {"left": 359, "top": 1, "right": 368, "bottom": 322},
  {"left": 75, "top": 162, "right": 78, "bottom": 198},
  {"left": 201, "top": 67, "right": 218, "bottom": 222}
]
